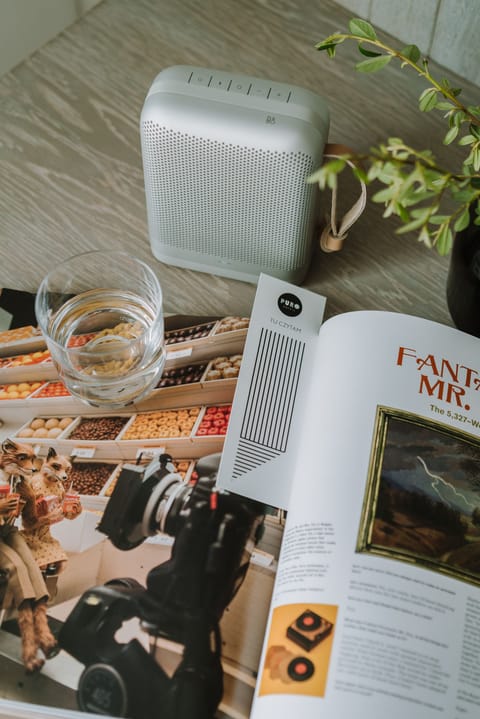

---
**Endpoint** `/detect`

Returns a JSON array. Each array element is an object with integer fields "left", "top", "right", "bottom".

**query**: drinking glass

[{"left": 35, "top": 250, "right": 165, "bottom": 408}]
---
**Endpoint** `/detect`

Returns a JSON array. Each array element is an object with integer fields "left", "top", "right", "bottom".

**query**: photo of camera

[{"left": 58, "top": 453, "right": 266, "bottom": 719}]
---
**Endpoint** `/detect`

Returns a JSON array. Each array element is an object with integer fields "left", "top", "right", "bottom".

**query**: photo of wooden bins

[{"left": 0, "top": 316, "right": 249, "bottom": 510}]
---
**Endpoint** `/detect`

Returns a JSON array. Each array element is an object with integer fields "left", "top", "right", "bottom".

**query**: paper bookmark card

[{"left": 217, "top": 273, "right": 326, "bottom": 509}]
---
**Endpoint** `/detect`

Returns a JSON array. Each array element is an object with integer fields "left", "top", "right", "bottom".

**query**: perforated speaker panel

[{"left": 142, "top": 123, "right": 317, "bottom": 271}]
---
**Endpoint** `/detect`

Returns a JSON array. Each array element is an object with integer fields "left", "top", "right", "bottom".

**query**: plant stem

[{"left": 329, "top": 33, "right": 480, "bottom": 127}]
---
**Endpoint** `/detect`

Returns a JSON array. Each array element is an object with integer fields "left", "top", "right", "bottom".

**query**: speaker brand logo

[{"left": 278, "top": 293, "right": 302, "bottom": 317}]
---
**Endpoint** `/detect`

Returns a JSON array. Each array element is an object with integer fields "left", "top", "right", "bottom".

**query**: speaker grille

[{"left": 142, "top": 123, "right": 317, "bottom": 270}]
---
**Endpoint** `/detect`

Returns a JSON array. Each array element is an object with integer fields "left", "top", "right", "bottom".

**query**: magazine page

[
  {"left": 251, "top": 310, "right": 480, "bottom": 719},
  {"left": 0, "top": 314, "right": 280, "bottom": 719}
]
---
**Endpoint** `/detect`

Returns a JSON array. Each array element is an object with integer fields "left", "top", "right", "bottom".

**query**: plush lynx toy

[{"left": 0, "top": 438, "right": 57, "bottom": 672}]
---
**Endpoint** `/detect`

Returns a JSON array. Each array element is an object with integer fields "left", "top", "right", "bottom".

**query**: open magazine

[
  {"left": 218, "top": 274, "right": 480, "bottom": 719},
  {"left": 3, "top": 275, "right": 480, "bottom": 719}
]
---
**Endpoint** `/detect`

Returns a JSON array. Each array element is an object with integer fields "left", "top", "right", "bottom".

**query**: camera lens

[
  {"left": 142, "top": 477, "right": 192, "bottom": 537},
  {"left": 98, "top": 454, "right": 187, "bottom": 549}
]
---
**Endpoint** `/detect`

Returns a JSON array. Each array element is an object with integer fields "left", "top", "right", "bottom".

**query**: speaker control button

[
  {"left": 269, "top": 87, "right": 290, "bottom": 102},
  {"left": 189, "top": 72, "right": 212, "bottom": 86},
  {"left": 229, "top": 80, "right": 250, "bottom": 95},
  {"left": 249, "top": 83, "right": 270, "bottom": 98},
  {"left": 211, "top": 76, "right": 230, "bottom": 90}
]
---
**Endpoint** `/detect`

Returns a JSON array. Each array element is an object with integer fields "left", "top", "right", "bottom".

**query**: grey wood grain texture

[
  {"left": 0, "top": 0, "right": 472, "bottom": 326},
  {"left": 370, "top": 0, "right": 438, "bottom": 53}
]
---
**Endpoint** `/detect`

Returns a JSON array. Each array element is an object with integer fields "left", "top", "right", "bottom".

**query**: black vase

[{"left": 446, "top": 211, "right": 480, "bottom": 337}]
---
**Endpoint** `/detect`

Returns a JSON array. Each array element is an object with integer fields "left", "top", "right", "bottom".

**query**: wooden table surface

[{"left": 0, "top": 0, "right": 474, "bottom": 325}]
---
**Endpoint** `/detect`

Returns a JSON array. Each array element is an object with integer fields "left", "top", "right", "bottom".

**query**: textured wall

[
  {"left": 0, "top": 0, "right": 102, "bottom": 76},
  {"left": 334, "top": 0, "right": 480, "bottom": 88}
]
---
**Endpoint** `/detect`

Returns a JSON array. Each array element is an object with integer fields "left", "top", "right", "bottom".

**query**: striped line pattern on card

[{"left": 232, "top": 328, "right": 305, "bottom": 477}]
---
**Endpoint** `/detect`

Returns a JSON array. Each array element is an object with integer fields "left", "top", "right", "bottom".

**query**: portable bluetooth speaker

[{"left": 140, "top": 65, "right": 330, "bottom": 284}]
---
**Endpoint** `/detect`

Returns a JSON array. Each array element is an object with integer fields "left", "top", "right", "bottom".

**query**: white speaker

[{"left": 140, "top": 66, "right": 329, "bottom": 284}]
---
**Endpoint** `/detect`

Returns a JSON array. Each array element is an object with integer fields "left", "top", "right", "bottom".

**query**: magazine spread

[
  {"left": 219, "top": 278, "right": 480, "bottom": 719},
  {"left": 3, "top": 277, "right": 480, "bottom": 719}
]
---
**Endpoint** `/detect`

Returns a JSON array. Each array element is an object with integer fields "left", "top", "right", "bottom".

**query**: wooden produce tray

[
  {"left": 0, "top": 370, "right": 239, "bottom": 413},
  {"left": 136, "top": 378, "right": 237, "bottom": 411},
  {"left": 11, "top": 403, "right": 231, "bottom": 463},
  {"left": 0, "top": 327, "right": 46, "bottom": 358},
  {"left": 0, "top": 317, "right": 247, "bottom": 394},
  {"left": 69, "top": 458, "right": 122, "bottom": 508},
  {"left": 0, "top": 359, "right": 56, "bottom": 385},
  {"left": 165, "top": 326, "right": 246, "bottom": 368}
]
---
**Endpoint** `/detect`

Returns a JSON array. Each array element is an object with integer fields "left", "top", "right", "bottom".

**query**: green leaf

[
  {"left": 400, "top": 44, "right": 421, "bottom": 63},
  {"left": 429, "top": 214, "right": 450, "bottom": 225},
  {"left": 410, "top": 207, "right": 432, "bottom": 219},
  {"left": 459, "top": 134, "right": 476, "bottom": 146},
  {"left": 436, "top": 224, "right": 453, "bottom": 255},
  {"left": 376, "top": 166, "right": 400, "bottom": 183},
  {"left": 452, "top": 111, "right": 467, "bottom": 127},
  {"left": 419, "top": 226, "right": 433, "bottom": 248},
  {"left": 396, "top": 211, "right": 431, "bottom": 234},
  {"left": 356, "top": 55, "right": 392, "bottom": 73},
  {"left": 307, "top": 169, "right": 326, "bottom": 187},
  {"left": 323, "top": 159, "right": 346, "bottom": 173},
  {"left": 419, "top": 88, "right": 438, "bottom": 112},
  {"left": 424, "top": 171, "right": 445, "bottom": 188},
  {"left": 349, "top": 18, "right": 377, "bottom": 40},
  {"left": 327, "top": 173, "right": 338, "bottom": 190},
  {"left": 358, "top": 43, "right": 382, "bottom": 57},
  {"left": 443, "top": 126, "right": 459, "bottom": 145},
  {"left": 307, "top": 158, "right": 346, "bottom": 188},
  {"left": 450, "top": 188, "right": 478, "bottom": 203},
  {"left": 454, "top": 207, "right": 471, "bottom": 232},
  {"left": 470, "top": 124, "right": 480, "bottom": 141},
  {"left": 381, "top": 201, "right": 394, "bottom": 218},
  {"left": 416, "top": 148, "right": 435, "bottom": 163},
  {"left": 437, "top": 101, "right": 454, "bottom": 111},
  {"left": 372, "top": 186, "right": 396, "bottom": 203},
  {"left": 474, "top": 147, "right": 480, "bottom": 172},
  {"left": 468, "top": 106, "right": 480, "bottom": 119},
  {"left": 403, "top": 190, "right": 436, "bottom": 206},
  {"left": 398, "top": 204, "right": 410, "bottom": 222},
  {"left": 352, "top": 165, "right": 368, "bottom": 183},
  {"left": 315, "top": 39, "right": 341, "bottom": 53}
]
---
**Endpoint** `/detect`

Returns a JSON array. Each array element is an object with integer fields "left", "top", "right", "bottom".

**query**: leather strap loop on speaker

[{"left": 320, "top": 142, "right": 367, "bottom": 253}]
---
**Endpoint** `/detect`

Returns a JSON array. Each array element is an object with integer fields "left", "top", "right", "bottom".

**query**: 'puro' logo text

[{"left": 277, "top": 293, "right": 302, "bottom": 317}]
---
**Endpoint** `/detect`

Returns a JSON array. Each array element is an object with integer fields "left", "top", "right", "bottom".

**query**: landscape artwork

[{"left": 357, "top": 407, "right": 480, "bottom": 586}]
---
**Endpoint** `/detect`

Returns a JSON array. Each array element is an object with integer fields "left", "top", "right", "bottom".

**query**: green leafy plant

[{"left": 311, "top": 18, "right": 480, "bottom": 255}]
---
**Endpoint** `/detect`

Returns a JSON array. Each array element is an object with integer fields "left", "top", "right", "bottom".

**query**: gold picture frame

[{"left": 357, "top": 406, "right": 480, "bottom": 587}]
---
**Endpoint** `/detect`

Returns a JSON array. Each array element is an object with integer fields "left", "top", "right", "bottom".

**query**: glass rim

[{"left": 34, "top": 250, "right": 163, "bottom": 339}]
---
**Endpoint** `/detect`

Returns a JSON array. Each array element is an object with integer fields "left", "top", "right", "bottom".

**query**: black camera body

[{"left": 59, "top": 454, "right": 265, "bottom": 719}]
